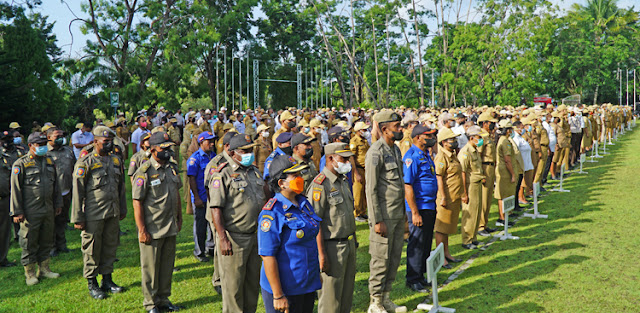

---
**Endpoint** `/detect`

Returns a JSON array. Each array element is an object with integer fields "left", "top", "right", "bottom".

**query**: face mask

[
  {"left": 303, "top": 148, "right": 314, "bottom": 159},
  {"left": 35, "top": 145, "right": 48, "bottom": 156},
  {"left": 239, "top": 152, "right": 255, "bottom": 167},
  {"left": 489, "top": 123, "right": 496, "bottom": 131},
  {"left": 430, "top": 123, "right": 437, "bottom": 130},
  {"left": 261, "top": 131, "right": 269, "bottom": 138},
  {"left": 102, "top": 141, "right": 114, "bottom": 153},
  {"left": 362, "top": 131, "right": 371, "bottom": 139},
  {"left": 510, "top": 131, "right": 515, "bottom": 138},
  {"left": 527, "top": 126, "right": 532, "bottom": 132},
  {"left": 476, "top": 138, "right": 484, "bottom": 147},
  {"left": 448, "top": 121, "right": 455, "bottom": 127},
  {"left": 13, "top": 137, "right": 22, "bottom": 145},
  {"left": 140, "top": 122, "right": 148, "bottom": 128},
  {"left": 281, "top": 146, "right": 293, "bottom": 155},
  {"left": 303, "top": 127, "right": 310, "bottom": 134},
  {"left": 339, "top": 136, "right": 349, "bottom": 144},
  {"left": 425, "top": 138, "right": 437, "bottom": 148},
  {"left": 288, "top": 176, "right": 305, "bottom": 194},
  {"left": 449, "top": 140, "right": 459, "bottom": 150},
  {"left": 157, "top": 149, "right": 171, "bottom": 161},
  {"left": 541, "top": 117, "right": 546, "bottom": 122},
  {"left": 62, "top": 137, "right": 68, "bottom": 145},
  {"left": 392, "top": 131, "right": 403, "bottom": 141},
  {"left": 213, "top": 115, "right": 218, "bottom": 119},
  {"left": 334, "top": 161, "right": 352, "bottom": 175},
  {"left": 287, "top": 121, "right": 296, "bottom": 129},
  {"left": 54, "top": 138, "right": 64, "bottom": 146}
]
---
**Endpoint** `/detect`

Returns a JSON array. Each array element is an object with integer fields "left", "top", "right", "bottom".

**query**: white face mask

[
  {"left": 430, "top": 123, "right": 437, "bottom": 130},
  {"left": 448, "top": 121, "right": 455, "bottom": 127},
  {"left": 362, "top": 131, "right": 371, "bottom": 139},
  {"left": 334, "top": 161, "right": 352, "bottom": 175},
  {"left": 261, "top": 131, "right": 269, "bottom": 138}
]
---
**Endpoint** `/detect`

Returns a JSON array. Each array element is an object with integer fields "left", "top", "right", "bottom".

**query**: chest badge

[{"left": 296, "top": 229, "right": 304, "bottom": 239}]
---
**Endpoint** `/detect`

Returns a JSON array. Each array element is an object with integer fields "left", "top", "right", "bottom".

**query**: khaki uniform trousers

[
  {"left": 461, "top": 181, "right": 482, "bottom": 245},
  {"left": 208, "top": 220, "right": 221, "bottom": 288},
  {"left": 318, "top": 239, "right": 356, "bottom": 313},
  {"left": 534, "top": 147, "right": 549, "bottom": 183},
  {"left": 216, "top": 231, "right": 260, "bottom": 313},
  {"left": 353, "top": 167, "right": 366, "bottom": 217},
  {"left": 368, "top": 218, "right": 404, "bottom": 296},
  {"left": 140, "top": 235, "right": 176, "bottom": 311},
  {"left": 18, "top": 212, "right": 54, "bottom": 266},
  {"left": 81, "top": 216, "right": 120, "bottom": 278},
  {"left": 478, "top": 164, "right": 495, "bottom": 231}
]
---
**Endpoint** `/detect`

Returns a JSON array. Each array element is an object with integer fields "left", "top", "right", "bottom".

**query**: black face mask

[
  {"left": 449, "top": 140, "right": 459, "bottom": 150},
  {"left": 392, "top": 131, "right": 403, "bottom": 141},
  {"left": 102, "top": 141, "right": 114, "bottom": 153},
  {"left": 54, "top": 138, "right": 64, "bottom": 147},
  {"left": 489, "top": 123, "right": 496, "bottom": 131},
  {"left": 157, "top": 149, "right": 171, "bottom": 161},
  {"left": 425, "top": 138, "right": 437, "bottom": 148},
  {"left": 339, "top": 136, "right": 349, "bottom": 144},
  {"left": 287, "top": 121, "right": 296, "bottom": 129},
  {"left": 281, "top": 146, "right": 293, "bottom": 156},
  {"left": 304, "top": 148, "right": 314, "bottom": 159}
]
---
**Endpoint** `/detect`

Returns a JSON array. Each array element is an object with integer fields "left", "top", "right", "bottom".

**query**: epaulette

[
  {"left": 45, "top": 157, "right": 54, "bottom": 166},
  {"left": 112, "top": 156, "right": 120, "bottom": 166},
  {"left": 140, "top": 161, "right": 152, "bottom": 173},
  {"left": 262, "top": 198, "right": 276, "bottom": 211},
  {"left": 313, "top": 173, "right": 326, "bottom": 184},
  {"left": 214, "top": 162, "right": 228, "bottom": 173},
  {"left": 79, "top": 149, "right": 89, "bottom": 158}
]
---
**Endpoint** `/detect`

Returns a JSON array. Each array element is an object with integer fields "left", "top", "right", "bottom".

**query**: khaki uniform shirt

[
  {"left": 71, "top": 153, "right": 127, "bottom": 223},
  {"left": 310, "top": 132, "right": 322, "bottom": 169},
  {"left": 116, "top": 126, "right": 130, "bottom": 142},
  {"left": 46, "top": 144, "right": 76, "bottom": 194},
  {"left": 434, "top": 148, "right": 463, "bottom": 202},
  {"left": 272, "top": 127, "right": 287, "bottom": 150},
  {"left": 349, "top": 134, "right": 369, "bottom": 168},
  {"left": 365, "top": 139, "right": 405, "bottom": 224},
  {"left": 399, "top": 129, "right": 413, "bottom": 157},
  {"left": 458, "top": 143, "right": 485, "bottom": 184},
  {"left": 254, "top": 137, "right": 272, "bottom": 174},
  {"left": 128, "top": 150, "right": 150, "bottom": 176},
  {"left": 307, "top": 167, "right": 356, "bottom": 240},
  {"left": 10, "top": 153, "right": 62, "bottom": 217},
  {"left": 131, "top": 157, "right": 182, "bottom": 239},
  {"left": 208, "top": 154, "right": 266, "bottom": 234}
]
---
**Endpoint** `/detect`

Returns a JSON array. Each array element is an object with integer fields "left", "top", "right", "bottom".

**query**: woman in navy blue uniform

[{"left": 258, "top": 154, "right": 322, "bottom": 313}]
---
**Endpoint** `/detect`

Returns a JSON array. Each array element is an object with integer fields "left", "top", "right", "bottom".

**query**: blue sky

[{"left": 35, "top": 0, "right": 637, "bottom": 59}]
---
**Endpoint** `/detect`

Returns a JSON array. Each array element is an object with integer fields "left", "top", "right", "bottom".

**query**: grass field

[{"left": 1, "top": 127, "right": 640, "bottom": 312}]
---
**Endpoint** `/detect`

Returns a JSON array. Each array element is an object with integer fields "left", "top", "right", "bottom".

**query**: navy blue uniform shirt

[{"left": 403, "top": 145, "right": 437, "bottom": 211}]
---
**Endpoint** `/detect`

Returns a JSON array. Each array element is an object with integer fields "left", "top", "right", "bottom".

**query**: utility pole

[
  {"left": 619, "top": 66, "right": 622, "bottom": 106},
  {"left": 626, "top": 66, "right": 629, "bottom": 106}
]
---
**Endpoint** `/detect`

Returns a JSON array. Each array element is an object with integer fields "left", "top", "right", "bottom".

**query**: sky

[{"left": 34, "top": 0, "right": 637, "bottom": 59}]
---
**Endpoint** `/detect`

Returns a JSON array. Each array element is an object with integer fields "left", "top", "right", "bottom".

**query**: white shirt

[
  {"left": 543, "top": 121, "right": 557, "bottom": 153},
  {"left": 131, "top": 127, "right": 149, "bottom": 152},
  {"left": 175, "top": 113, "right": 185, "bottom": 126},
  {"left": 569, "top": 115, "right": 581, "bottom": 133},
  {"left": 451, "top": 125, "right": 468, "bottom": 148},
  {"left": 513, "top": 132, "right": 534, "bottom": 171},
  {"left": 233, "top": 121, "right": 245, "bottom": 134},
  {"left": 71, "top": 130, "right": 94, "bottom": 159}
]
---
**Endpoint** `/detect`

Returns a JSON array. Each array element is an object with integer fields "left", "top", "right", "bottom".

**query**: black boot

[
  {"left": 88, "top": 278, "right": 107, "bottom": 299},
  {"left": 101, "top": 274, "right": 124, "bottom": 293}
]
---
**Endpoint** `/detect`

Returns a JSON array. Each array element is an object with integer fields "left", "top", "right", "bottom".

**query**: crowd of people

[{"left": 1, "top": 102, "right": 634, "bottom": 313}]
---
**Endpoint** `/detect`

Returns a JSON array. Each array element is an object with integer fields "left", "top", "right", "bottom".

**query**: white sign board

[
  {"left": 502, "top": 195, "right": 515, "bottom": 213},
  {"left": 418, "top": 243, "right": 456, "bottom": 313}
]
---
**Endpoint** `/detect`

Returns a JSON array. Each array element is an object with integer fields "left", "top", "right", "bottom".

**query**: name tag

[{"left": 150, "top": 179, "right": 161, "bottom": 186}]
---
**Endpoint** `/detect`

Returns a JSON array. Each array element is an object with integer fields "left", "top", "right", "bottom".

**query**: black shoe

[
  {"left": 461, "top": 243, "right": 477, "bottom": 250},
  {"left": 194, "top": 254, "right": 210, "bottom": 263},
  {"left": 158, "top": 302, "right": 182, "bottom": 312},
  {"left": 214, "top": 285, "right": 222, "bottom": 295},
  {"left": 406, "top": 282, "right": 428, "bottom": 293},
  {"left": 478, "top": 230, "right": 491, "bottom": 237},
  {"left": 445, "top": 256, "right": 462, "bottom": 263},
  {"left": 58, "top": 247, "right": 70, "bottom": 253},
  {"left": 539, "top": 186, "right": 547, "bottom": 193},
  {"left": 472, "top": 241, "right": 484, "bottom": 246},
  {"left": 88, "top": 278, "right": 107, "bottom": 300},
  {"left": 442, "top": 263, "right": 453, "bottom": 269},
  {"left": 497, "top": 219, "right": 516, "bottom": 227},
  {"left": 513, "top": 207, "right": 524, "bottom": 212},
  {"left": 0, "top": 260, "right": 16, "bottom": 267},
  {"left": 419, "top": 277, "right": 431, "bottom": 287},
  {"left": 101, "top": 274, "right": 124, "bottom": 293},
  {"left": 484, "top": 227, "right": 497, "bottom": 233},
  {"left": 147, "top": 308, "right": 160, "bottom": 313},
  {"left": 50, "top": 249, "right": 59, "bottom": 257},
  {"left": 509, "top": 212, "right": 520, "bottom": 218}
]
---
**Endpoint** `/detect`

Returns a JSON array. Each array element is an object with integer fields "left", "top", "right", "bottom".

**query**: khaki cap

[
  {"left": 256, "top": 124, "right": 269, "bottom": 133},
  {"left": 437, "top": 127, "right": 459, "bottom": 142},
  {"left": 353, "top": 121, "right": 370, "bottom": 132},
  {"left": 477, "top": 112, "right": 498, "bottom": 123},
  {"left": 9, "top": 122, "right": 20, "bottom": 129},
  {"left": 92, "top": 126, "right": 115, "bottom": 138},
  {"left": 498, "top": 119, "right": 513, "bottom": 128},
  {"left": 309, "top": 119, "right": 322, "bottom": 128},
  {"left": 466, "top": 125, "right": 482, "bottom": 137},
  {"left": 280, "top": 110, "right": 295, "bottom": 121},
  {"left": 373, "top": 109, "right": 401, "bottom": 123}
]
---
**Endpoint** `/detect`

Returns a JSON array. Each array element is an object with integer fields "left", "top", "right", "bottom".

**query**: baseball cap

[
  {"left": 276, "top": 132, "right": 293, "bottom": 144},
  {"left": 223, "top": 132, "right": 238, "bottom": 145},
  {"left": 149, "top": 132, "right": 175, "bottom": 148},
  {"left": 324, "top": 142, "right": 354, "bottom": 158},
  {"left": 437, "top": 128, "right": 459, "bottom": 142},
  {"left": 197, "top": 131, "right": 215, "bottom": 143},
  {"left": 92, "top": 126, "right": 115, "bottom": 138},
  {"left": 27, "top": 132, "right": 48, "bottom": 144},
  {"left": 291, "top": 133, "right": 316, "bottom": 147},
  {"left": 268, "top": 154, "right": 308, "bottom": 180},
  {"left": 228, "top": 134, "right": 257, "bottom": 151},
  {"left": 411, "top": 125, "right": 436, "bottom": 138},
  {"left": 373, "top": 110, "right": 401, "bottom": 123}
]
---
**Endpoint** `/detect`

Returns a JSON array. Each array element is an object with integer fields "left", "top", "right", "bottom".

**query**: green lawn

[{"left": 2, "top": 127, "right": 640, "bottom": 312}]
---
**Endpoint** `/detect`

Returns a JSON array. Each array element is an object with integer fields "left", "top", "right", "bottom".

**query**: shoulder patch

[
  {"left": 135, "top": 176, "right": 145, "bottom": 186},
  {"left": 260, "top": 219, "right": 272, "bottom": 232},
  {"left": 46, "top": 157, "right": 53, "bottom": 165},
  {"left": 112, "top": 156, "right": 120, "bottom": 166},
  {"left": 405, "top": 158, "right": 413, "bottom": 168},
  {"left": 189, "top": 158, "right": 196, "bottom": 166},
  {"left": 263, "top": 198, "right": 276, "bottom": 211},
  {"left": 312, "top": 187, "right": 322, "bottom": 201},
  {"left": 313, "top": 173, "right": 326, "bottom": 184},
  {"left": 79, "top": 150, "right": 89, "bottom": 158},
  {"left": 140, "top": 161, "right": 152, "bottom": 173},
  {"left": 75, "top": 166, "right": 86, "bottom": 178},
  {"left": 12, "top": 166, "right": 20, "bottom": 175},
  {"left": 212, "top": 177, "right": 221, "bottom": 189},
  {"left": 130, "top": 160, "right": 136, "bottom": 167},
  {"left": 214, "top": 162, "right": 228, "bottom": 173}
]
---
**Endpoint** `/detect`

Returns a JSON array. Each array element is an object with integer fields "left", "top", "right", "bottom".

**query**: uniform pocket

[
  {"left": 91, "top": 169, "right": 108, "bottom": 190},
  {"left": 384, "top": 162, "right": 400, "bottom": 179},
  {"left": 24, "top": 170, "right": 41, "bottom": 186}
]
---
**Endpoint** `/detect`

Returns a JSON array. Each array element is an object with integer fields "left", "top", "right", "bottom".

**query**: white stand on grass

[
  {"left": 602, "top": 139, "right": 609, "bottom": 154},
  {"left": 551, "top": 164, "right": 570, "bottom": 192},
  {"left": 523, "top": 182, "right": 548, "bottom": 219},
  {"left": 495, "top": 196, "right": 519, "bottom": 240},
  {"left": 416, "top": 243, "right": 456, "bottom": 313},
  {"left": 590, "top": 141, "right": 602, "bottom": 160},
  {"left": 576, "top": 154, "right": 588, "bottom": 174}
]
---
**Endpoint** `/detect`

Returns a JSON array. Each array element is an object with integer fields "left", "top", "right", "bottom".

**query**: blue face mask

[
  {"left": 13, "top": 137, "right": 22, "bottom": 145},
  {"left": 35, "top": 145, "right": 48, "bottom": 156},
  {"left": 240, "top": 152, "right": 254, "bottom": 167},
  {"left": 510, "top": 131, "right": 515, "bottom": 138},
  {"left": 476, "top": 138, "right": 484, "bottom": 147},
  {"left": 527, "top": 125, "right": 532, "bottom": 132},
  {"left": 541, "top": 116, "right": 546, "bottom": 122}
]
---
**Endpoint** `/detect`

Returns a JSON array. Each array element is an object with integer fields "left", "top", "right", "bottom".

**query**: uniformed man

[
  {"left": 291, "top": 133, "right": 318, "bottom": 194},
  {"left": 209, "top": 135, "right": 266, "bottom": 313},
  {"left": 3, "top": 129, "right": 26, "bottom": 241},
  {"left": 216, "top": 123, "right": 234, "bottom": 154},
  {"left": 46, "top": 127, "right": 76, "bottom": 256},
  {"left": 187, "top": 132, "right": 216, "bottom": 262},
  {"left": 308, "top": 142, "right": 357, "bottom": 313},
  {"left": 365, "top": 110, "right": 407, "bottom": 313},
  {"left": 403, "top": 125, "right": 438, "bottom": 293},
  {"left": 458, "top": 126, "right": 485, "bottom": 249},
  {"left": 166, "top": 117, "right": 182, "bottom": 155},
  {"left": 71, "top": 126, "right": 127, "bottom": 300},
  {"left": 263, "top": 132, "right": 293, "bottom": 180},
  {"left": 132, "top": 132, "right": 183, "bottom": 313},
  {"left": 272, "top": 111, "right": 296, "bottom": 149},
  {"left": 0, "top": 131, "right": 19, "bottom": 267},
  {"left": 399, "top": 112, "right": 418, "bottom": 156},
  {"left": 350, "top": 121, "right": 370, "bottom": 222},
  {"left": 476, "top": 112, "right": 498, "bottom": 237},
  {"left": 255, "top": 125, "right": 273, "bottom": 175},
  {"left": 128, "top": 133, "right": 152, "bottom": 180},
  {"left": 308, "top": 119, "right": 323, "bottom": 169},
  {"left": 10, "top": 132, "right": 62, "bottom": 285}
]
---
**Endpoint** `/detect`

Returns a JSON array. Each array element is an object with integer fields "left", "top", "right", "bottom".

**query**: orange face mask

[{"left": 288, "top": 176, "right": 305, "bottom": 194}]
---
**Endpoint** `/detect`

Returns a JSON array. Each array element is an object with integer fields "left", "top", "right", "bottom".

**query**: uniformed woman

[
  {"left": 494, "top": 120, "right": 517, "bottom": 227},
  {"left": 434, "top": 128, "right": 463, "bottom": 269},
  {"left": 255, "top": 124, "right": 273, "bottom": 174},
  {"left": 258, "top": 155, "right": 322, "bottom": 313}
]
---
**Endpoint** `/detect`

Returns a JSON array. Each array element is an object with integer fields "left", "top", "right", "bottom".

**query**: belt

[
  {"left": 356, "top": 165, "right": 365, "bottom": 170},
  {"left": 326, "top": 234, "right": 354, "bottom": 242},
  {"left": 541, "top": 144, "right": 548, "bottom": 147},
  {"left": 482, "top": 162, "right": 495, "bottom": 166}
]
